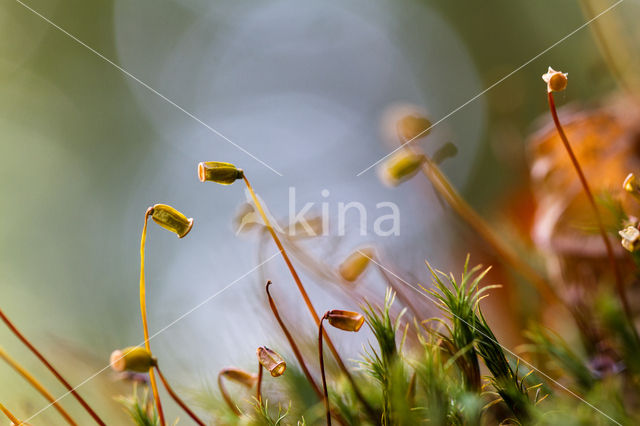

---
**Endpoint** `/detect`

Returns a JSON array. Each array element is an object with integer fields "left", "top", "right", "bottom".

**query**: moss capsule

[
  {"left": 542, "top": 67, "right": 568, "bottom": 93},
  {"left": 338, "top": 248, "right": 374, "bottom": 282},
  {"left": 150, "top": 204, "right": 194, "bottom": 238},
  {"left": 326, "top": 310, "right": 365, "bottom": 332},
  {"left": 198, "top": 161, "right": 244, "bottom": 185},
  {"left": 378, "top": 150, "right": 425, "bottom": 187},
  {"left": 256, "top": 347, "right": 286, "bottom": 377},
  {"left": 110, "top": 347, "right": 157, "bottom": 373}
]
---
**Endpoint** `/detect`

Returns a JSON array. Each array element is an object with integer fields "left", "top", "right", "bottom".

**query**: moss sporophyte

[
  {"left": 197, "top": 160, "right": 378, "bottom": 420},
  {"left": 138, "top": 204, "right": 194, "bottom": 426}
]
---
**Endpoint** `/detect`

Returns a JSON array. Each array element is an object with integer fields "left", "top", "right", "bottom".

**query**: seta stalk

[
  {"left": 546, "top": 83, "right": 639, "bottom": 345},
  {"left": 242, "top": 175, "right": 377, "bottom": 419},
  {"left": 139, "top": 207, "right": 166, "bottom": 426},
  {"left": 0, "top": 403, "right": 22, "bottom": 425},
  {"left": 155, "top": 365, "right": 206, "bottom": 426},
  {"left": 265, "top": 281, "right": 322, "bottom": 398},
  {"left": 0, "top": 346, "right": 77, "bottom": 425},
  {"left": 318, "top": 313, "right": 332, "bottom": 426},
  {"left": 0, "top": 309, "right": 105, "bottom": 425},
  {"left": 256, "top": 362, "right": 264, "bottom": 405}
]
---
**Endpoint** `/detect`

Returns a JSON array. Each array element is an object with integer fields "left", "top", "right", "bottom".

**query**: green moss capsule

[
  {"left": 150, "top": 204, "right": 194, "bottom": 238},
  {"left": 110, "top": 347, "right": 157, "bottom": 373},
  {"left": 379, "top": 150, "right": 425, "bottom": 187},
  {"left": 197, "top": 161, "right": 244, "bottom": 185}
]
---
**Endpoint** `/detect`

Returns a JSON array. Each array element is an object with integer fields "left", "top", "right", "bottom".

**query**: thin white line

[
  {"left": 13, "top": 0, "right": 283, "bottom": 177},
  {"left": 22, "top": 250, "right": 282, "bottom": 423},
  {"left": 358, "top": 251, "right": 622, "bottom": 425},
  {"left": 356, "top": 0, "right": 625, "bottom": 176}
]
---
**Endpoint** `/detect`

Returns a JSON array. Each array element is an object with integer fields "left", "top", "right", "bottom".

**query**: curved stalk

[
  {"left": 0, "top": 310, "right": 105, "bottom": 425},
  {"left": 242, "top": 176, "right": 376, "bottom": 419},
  {"left": 218, "top": 373, "right": 242, "bottom": 416},
  {"left": 265, "top": 281, "right": 322, "bottom": 398},
  {"left": 256, "top": 363, "right": 264, "bottom": 405},
  {"left": 547, "top": 91, "right": 639, "bottom": 344},
  {"left": 318, "top": 313, "right": 331, "bottom": 426},
  {"left": 0, "top": 346, "right": 77, "bottom": 425},
  {"left": 140, "top": 207, "right": 166, "bottom": 426},
  {"left": 155, "top": 366, "right": 206, "bottom": 426}
]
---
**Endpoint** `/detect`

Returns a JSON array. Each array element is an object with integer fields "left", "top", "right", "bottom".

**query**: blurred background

[{"left": 1, "top": 0, "right": 638, "bottom": 423}]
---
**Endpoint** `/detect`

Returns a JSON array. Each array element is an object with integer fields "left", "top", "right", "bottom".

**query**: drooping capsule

[
  {"left": 256, "top": 347, "right": 286, "bottom": 377},
  {"left": 150, "top": 204, "right": 194, "bottom": 238}
]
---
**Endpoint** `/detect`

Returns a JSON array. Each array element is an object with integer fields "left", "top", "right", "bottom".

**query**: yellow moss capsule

[
  {"left": 542, "top": 67, "right": 568, "bottom": 93},
  {"left": 326, "top": 310, "right": 365, "bottom": 332},
  {"left": 338, "top": 247, "right": 374, "bottom": 282},
  {"left": 219, "top": 367, "right": 258, "bottom": 388},
  {"left": 619, "top": 226, "right": 640, "bottom": 252},
  {"left": 150, "top": 204, "right": 194, "bottom": 238},
  {"left": 198, "top": 161, "right": 244, "bottom": 185},
  {"left": 256, "top": 347, "right": 286, "bottom": 377},
  {"left": 397, "top": 114, "right": 432, "bottom": 142},
  {"left": 110, "top": 347, "right": 157, "bottom": 373},
  {"left": 378, "top": 150, "right": 425, "bottom": 187},
  {"left": 624, "top": 173, "right": 639, "bottom": 193}
]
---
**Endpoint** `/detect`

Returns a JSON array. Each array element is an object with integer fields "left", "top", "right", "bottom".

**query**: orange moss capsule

[
  {"left": 219, "top": 367, "right": 258, "bottom": 388},
  {"left": 542, "top": 67, "right": 568, "bottom": 93},
  {"left": 197, "top": 161, "right": 244, "bottom": 185},
  {"left": 326, "top": 310, "right": 365, "bottom": 332},
  {"left": 397, "top": 114, "right": 432, "bottom": 142},
  {"left": 338, "top": 248, "right": 374, "bottom": 282},
  {"left": 256, "top": 347, "right": 286, "bottom": 377},
  {"left": 110, "top": 347, "right": 157, "bottom": 373},
  {"left": 150, "top": 204, "right": 194, "bottom": 238}
]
